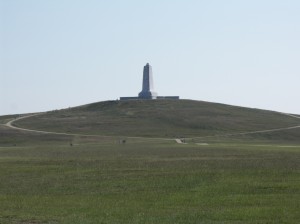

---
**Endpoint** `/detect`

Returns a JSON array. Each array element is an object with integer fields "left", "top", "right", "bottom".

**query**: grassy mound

[
  {"left": 14, "top": 100, "right": 300, "bottom": 139},
  {"left": 0, "top": 101, "right": 299, "bottom": 223}
]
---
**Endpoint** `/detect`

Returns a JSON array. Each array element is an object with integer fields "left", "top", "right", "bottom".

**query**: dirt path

[
  {"left": 3, "top": 113, "right": 174, "bottom": 141},
  {"left": 3, "top": 112, "right": 300, "bottom": 143},
  {"left": 4, "top": 113, "right": 76, "bottom": 136},
  {"left": 192, "top": 124, "right": 300, "bottom": 140},
  {"left": 192, "top": 113, "right": 300, "bottom": 140},
  {"left": 282, "top": 113, "right": 300, "bottom": 120}
]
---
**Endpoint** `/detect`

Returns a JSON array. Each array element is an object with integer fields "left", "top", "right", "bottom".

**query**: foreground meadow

[{"left": 0, "top": 138, "right": 299, "bottom": 224}]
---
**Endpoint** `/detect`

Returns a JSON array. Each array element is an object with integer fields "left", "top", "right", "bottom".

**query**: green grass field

[
  {"left": 0, "top": 100, "right": 299, "bottom": 223},
  {"left": 0, "top": 136, "right": 299, "bottom": 223}
]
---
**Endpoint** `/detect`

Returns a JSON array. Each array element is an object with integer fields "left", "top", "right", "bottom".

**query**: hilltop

[{"left": 11, "top": 99, "right": 300, "bottom": 141}]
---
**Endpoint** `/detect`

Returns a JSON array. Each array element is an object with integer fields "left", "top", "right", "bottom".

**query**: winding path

[
  {"left": 3, "top": 113, "right": 174, "bottom": 141},
  {"left": 3, "top": 112, "right": 300, "bottom": 143},
  {"left": 191, "top": 113, "right": 300, "bottom": 140}
]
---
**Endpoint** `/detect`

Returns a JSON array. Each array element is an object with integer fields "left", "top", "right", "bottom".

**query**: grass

[
  {"left": 13, "top": 100, "right": 300, "bottom": 141},
  {"left": 0, "top": 99, "right": 299, "bottom": 223},
  {"left": 0, "top": 115, "right": 19, "bottom": 125},
  {"left": 0, "top": 132, "right": 299, "bottom": 223}
]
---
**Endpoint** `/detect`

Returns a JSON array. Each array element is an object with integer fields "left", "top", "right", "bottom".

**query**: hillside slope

[{"left": 13, "top": 100, "right": 300, "bottom": 140}]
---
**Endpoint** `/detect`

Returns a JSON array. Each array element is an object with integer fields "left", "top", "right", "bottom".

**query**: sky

[{"left": 1, "top": 0, "right": 300, "bottom": 115}]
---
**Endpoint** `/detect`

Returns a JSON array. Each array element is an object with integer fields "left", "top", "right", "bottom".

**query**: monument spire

[{"left": 138, "top": 63, "right": 158, "bottom": 99}]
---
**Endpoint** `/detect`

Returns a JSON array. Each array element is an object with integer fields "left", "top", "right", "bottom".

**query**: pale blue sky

[{"left": 1, "top": 0, "right": 300, "bottom": 115}]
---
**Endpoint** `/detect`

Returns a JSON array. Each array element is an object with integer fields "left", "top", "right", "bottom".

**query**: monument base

[
  {"left": 138, "top": 91, "right": 158, "bottom": 99},
  {"left": 120, "top": 96, "right": 180, "bottom": 101},
  {"left": 119, "top": 97, "right": 140, "bottom": 101}
]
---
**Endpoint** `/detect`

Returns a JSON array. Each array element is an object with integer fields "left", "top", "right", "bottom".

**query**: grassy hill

[
  {"left": 13, "top": 99, "right": 300, "bottom": 141},
  {"left": 0, "top": 100, "right": 300, "bottom": 223}
]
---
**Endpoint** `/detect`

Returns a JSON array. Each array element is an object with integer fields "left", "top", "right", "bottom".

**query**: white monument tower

[
  {"left": 138, "top": 63, "right": 158, "bottom": 99},
  {"left": 120, "top": 63, "right": 179, "bottom": 100}
]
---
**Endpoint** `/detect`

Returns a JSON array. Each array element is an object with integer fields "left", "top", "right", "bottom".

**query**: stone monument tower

[
  {"left": 138, "top": 63, "right": 158, "bottom": 99},
  {"left": 120, "top": 63, "right": 179, "bottom": 100}
]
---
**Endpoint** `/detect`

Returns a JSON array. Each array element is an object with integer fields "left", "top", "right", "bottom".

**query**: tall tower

[{"left": 138, "top": 63, "right": 158, "bottom": 99}]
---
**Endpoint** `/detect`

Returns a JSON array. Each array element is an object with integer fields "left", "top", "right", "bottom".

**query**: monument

[
  {"left": 138, "top": 63, "right": 158, "bottom": 99},
  {"left": 120, "top": 63, "right": 179, "bottom": 101}
]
